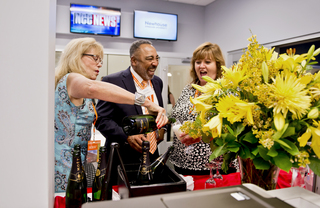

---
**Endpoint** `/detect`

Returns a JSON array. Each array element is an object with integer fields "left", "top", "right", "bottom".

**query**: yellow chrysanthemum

[
  {"left": 202, "top": 114, "right": 222, "bottom": 138},
  {"left": 268, "top": 73, "right": 311, "bottom": 120},
  {"left": 216, "top": 95, "right": 254, "bottom": 124},
  {"left": 310, "top": 83, "right": 320, "bottom": 99}
]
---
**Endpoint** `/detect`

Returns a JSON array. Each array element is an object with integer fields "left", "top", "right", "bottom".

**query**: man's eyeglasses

[{"left": 83, "top": 54, "right": 103, "bottom": 65}]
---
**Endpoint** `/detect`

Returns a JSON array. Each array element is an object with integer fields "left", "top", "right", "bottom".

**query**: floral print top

[{"left": 54, "top": 74, "right": 95, "bottom": 192}]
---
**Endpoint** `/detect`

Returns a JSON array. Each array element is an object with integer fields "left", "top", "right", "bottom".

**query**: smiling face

[
  {"left": 195, "top": 57, "right": 217, "bottom": 86},
  {"left": 131, "top": 44, "right": 159, "bottom": 81},
  {"left": 189, "top": 42, "right": 225, "bottom": 86},
  {"left": 81, "top": 48, "right": 102, "bottom": 80}
]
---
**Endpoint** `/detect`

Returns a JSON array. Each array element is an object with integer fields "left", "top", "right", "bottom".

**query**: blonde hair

[
  {"left": 190, "top": 42, "right": 225, "bottom": 84},
  {"left": 55, "top": 37, "right": 104, "bottom": 88}
]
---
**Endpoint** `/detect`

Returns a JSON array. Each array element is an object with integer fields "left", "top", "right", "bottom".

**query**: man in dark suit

[{"left": 95, "top": 40, "right": 165, "bottom": 166}]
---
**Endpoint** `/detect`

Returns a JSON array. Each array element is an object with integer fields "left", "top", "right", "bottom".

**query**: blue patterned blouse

[{"left": 54, "top": 74, "right": 95, "bottom": 192}]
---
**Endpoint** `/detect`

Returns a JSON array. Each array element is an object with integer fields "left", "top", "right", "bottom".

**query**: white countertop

[{"left": 243, "top": 183, "right": 320, "bottom": 208}]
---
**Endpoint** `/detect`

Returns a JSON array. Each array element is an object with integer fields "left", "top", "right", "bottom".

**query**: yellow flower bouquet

[{"left": 181, "top": 35, "right": 320, "bottom": 179}]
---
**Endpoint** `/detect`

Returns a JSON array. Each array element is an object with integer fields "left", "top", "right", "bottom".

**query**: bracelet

[{"left": 134, "top": 92, "right": 146, "bottom": 106}]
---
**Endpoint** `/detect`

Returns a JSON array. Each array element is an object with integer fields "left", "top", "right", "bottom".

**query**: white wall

[
  {"left": 0, "top": 0, "right": 56, "bottom": 207},
  {"left": 204, "top": 0, "right": 320, "bottom": 66},
  {"left": 56, "top": 0, "right": 206, "bottom": 59}
]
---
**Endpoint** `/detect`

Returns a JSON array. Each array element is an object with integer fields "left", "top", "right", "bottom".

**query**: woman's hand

[
  {"left": 143, "top": 99, "right": 168, "bottom": 128},
  {"left": 180, "top": 133, "right": 201, "bottom": 146}
]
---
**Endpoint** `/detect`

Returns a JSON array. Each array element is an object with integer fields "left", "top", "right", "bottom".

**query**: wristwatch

[{"left": 134, "top": 92, "right": 146, "bottom": 106}]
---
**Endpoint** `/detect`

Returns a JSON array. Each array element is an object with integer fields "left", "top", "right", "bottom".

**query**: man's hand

[{"left": 127, "top": 134, "right": 148, "bottom": 153}]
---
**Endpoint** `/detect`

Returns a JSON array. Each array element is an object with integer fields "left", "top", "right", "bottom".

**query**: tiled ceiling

[{"left": 163, "top": 0, "right": 215, "bottom": 6}]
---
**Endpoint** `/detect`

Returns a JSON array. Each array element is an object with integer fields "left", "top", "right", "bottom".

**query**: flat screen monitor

[
  {"left": 70, "top": 4, "right": 121, "bottom": 36},
  {"left": 134, "top": 10, "right": 178, "bottom": 41}
]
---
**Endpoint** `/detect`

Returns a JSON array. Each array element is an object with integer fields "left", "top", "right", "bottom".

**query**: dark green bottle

[
  {"left": 65, "top": 147, "right": 87, "bottom": 208},
  {"left": 73, "top": 144, "right": 87, "bottom": 200},
  {"left": 150, "top": 145, "right": 175, "bottom": 181},
  {"left": 92, "top": 146, "right": 107, "bottom": 201},
  {"left": 100, "top": 143, "right": 118, "bottom": 201},
  {"left": 136, "top": 141, "right": 153, "bottom": 185},
  {"left": 122, "top": 114, "right": 176, "bottom": 136},
  {"left": 122, "top": 114, "right": 157, "bottom": 136}
]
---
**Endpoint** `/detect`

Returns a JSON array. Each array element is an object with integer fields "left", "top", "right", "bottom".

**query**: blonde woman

[{"left": 54, "top": 37, "right": 167, "bottom": 192}]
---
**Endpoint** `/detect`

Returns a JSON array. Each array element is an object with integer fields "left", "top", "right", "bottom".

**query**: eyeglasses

[{"left": 83, "top": 54, "right": 103, "bottom": 65}]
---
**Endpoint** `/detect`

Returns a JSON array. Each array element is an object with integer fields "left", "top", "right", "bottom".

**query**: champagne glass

[
  {"left": 213, "top": 157, "right": 223, "bottom": 180},
  {"left": 204, "top": 162, "right": 216, "bottom": 189},
  {"left": 172, "top": 120, "right": 182, "bottom": 140},
  {"left": 172, "top": 120, "right": 194, "bottom": 154}
]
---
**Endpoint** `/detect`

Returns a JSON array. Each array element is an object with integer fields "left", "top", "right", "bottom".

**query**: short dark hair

[{"left": 130, "top": 39, "right": 153, "bottom": 58}]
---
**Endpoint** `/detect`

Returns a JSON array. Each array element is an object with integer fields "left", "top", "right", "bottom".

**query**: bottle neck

[
  {"left": 141, "top": 149, "right": 151, "bottom": 166},
  {"left": 69, "top": 155, "right": 82, "bottom": 183},
  {"left": 99, "top": 152, "right": 107, "bottom": 176}
]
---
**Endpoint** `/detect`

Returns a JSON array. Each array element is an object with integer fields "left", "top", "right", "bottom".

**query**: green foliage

[
  {"left": 253, "top": 157, "right": 270, "bottom": 170},
  {"left": 309, "top": 157, "right": 320, "bottom": 176},
  {"left": 273, "top": 152, "right": 292, "bottom": 172}
]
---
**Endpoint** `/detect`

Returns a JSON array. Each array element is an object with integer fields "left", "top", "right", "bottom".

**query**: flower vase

[{"left": 239, "top": 157, "right": 280, "bottom": 190}]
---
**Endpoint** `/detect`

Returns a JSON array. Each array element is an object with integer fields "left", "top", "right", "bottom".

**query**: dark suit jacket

[{"left": 96, "top": 67, "right": 164, "bottom": 165}]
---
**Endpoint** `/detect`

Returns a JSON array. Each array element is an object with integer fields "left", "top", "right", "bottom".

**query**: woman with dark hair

[{"left": 169, "top": 42, "right": 237, "bottom": 175}]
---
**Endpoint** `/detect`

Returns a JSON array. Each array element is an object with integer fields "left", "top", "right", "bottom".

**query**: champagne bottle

[
  {"left": 136, "top": 141, "right": 153, "bottom": 185},
  {"left": 122, "top": 114, "right": 176, "bottom": 136},
  {"left": 92, "top": 146, "right": 107, "bottom": 201},
  {"left": 74, "top": 144, "right": 87, "bottom": 202},
  {"left": 122, "top": 114, "right": 157, "bottom": 136},
  {"left": 101, "top": 143, "right": 118, "bottom": 201},
  {"left": 65, "top": 147, "right": 87, "bottom": 208},
  {"left": 150, "top": 145, "right": 175, "bottom": 181}
]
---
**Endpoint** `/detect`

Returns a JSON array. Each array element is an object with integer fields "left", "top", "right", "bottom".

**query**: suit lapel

[
  {"left": 122, "top": 67, "right": 143, "bottom": 115},
  {"left": 151, "top": 79, "right": 163, "bottom": 107}
]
